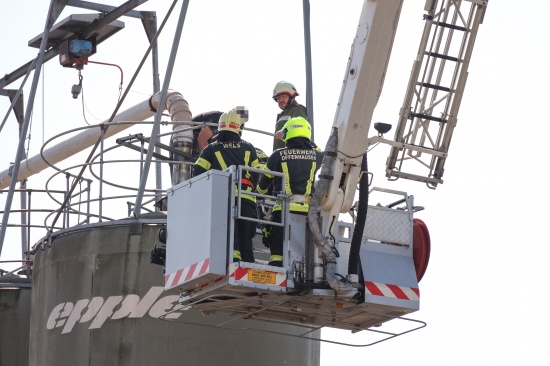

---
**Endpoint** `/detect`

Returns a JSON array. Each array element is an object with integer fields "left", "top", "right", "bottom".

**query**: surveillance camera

[
  {"left": 71, "top": 83, "right": 82, "bottom": 99},
  {"left": 374, "top": 122, "right": 392, "bottom": 135}
]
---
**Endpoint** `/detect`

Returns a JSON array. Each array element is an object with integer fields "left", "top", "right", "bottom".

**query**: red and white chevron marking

[
  {"left": 365, "top": 281, "right": 419, "bottom": 301},
  {"left": 165, "top": 258, "right": 210, "bottom": 289}
]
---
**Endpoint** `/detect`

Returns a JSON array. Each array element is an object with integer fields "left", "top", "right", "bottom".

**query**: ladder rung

[
  {"left": 385, "top": 169, "right": 443, "bottom": 186},
  {"left": 428, "top": 52, "right": 459, "bottom": 62},
  {"left": 410, "top": 113, "right": 447, "bottom": 123},
  {"left": 436, "top": 21, "right": 467, "bottom": 32},
  {"left": 420, "top": 82, "right": 450, "bottom": 92}
]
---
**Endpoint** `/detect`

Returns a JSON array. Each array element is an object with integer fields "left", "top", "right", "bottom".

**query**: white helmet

[
  {"left": 272, "top": 81, "right": 298, "bottom": 100},
  {"left": 218, "top": 106, "right": 249, "bottom": 135}
]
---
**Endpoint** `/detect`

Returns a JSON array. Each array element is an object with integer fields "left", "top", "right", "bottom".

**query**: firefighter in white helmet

[
  {"left": 272, "top": 81, "right": 308, "bottom": 151},
  {"left": 193, "top": 107, "right": 260, "bottom": 263}
]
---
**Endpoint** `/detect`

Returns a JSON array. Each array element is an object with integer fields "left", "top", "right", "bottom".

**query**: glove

[{"left": 262, "top": 225, "right": 272, "bottom": 248}]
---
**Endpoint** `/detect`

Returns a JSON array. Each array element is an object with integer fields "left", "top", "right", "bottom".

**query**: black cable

[{"left": 348, "top": 154, "right": 368, "bottom": 275}]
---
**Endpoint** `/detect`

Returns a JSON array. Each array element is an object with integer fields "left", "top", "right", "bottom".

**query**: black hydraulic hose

[{"left": 348, "top": 154, "right": 368, "bottom": 275}]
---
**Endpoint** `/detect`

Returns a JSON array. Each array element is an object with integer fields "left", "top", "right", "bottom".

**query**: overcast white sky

[{"left": 1, "top": 1, "right": 550, "bottom": 365}]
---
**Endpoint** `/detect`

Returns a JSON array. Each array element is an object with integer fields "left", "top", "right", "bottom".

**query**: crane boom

[{"left": 321, "top": 0, "right": 403, "bottom": 217}]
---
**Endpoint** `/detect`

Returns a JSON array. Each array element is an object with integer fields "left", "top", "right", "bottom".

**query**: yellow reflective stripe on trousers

[
  {"left": 214, "top": 151, "right": 228, "bottom": 170},
  {"left": 270, "top": 255, "right": 283, "bottom": 262},
  {"left": 233, "top": 250, "right": 241, "bottom": 260},
  {"left": 281, "top": 162, "right": 292, "bottom": 195}
]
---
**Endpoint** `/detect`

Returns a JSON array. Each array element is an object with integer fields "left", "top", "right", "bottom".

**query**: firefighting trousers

[
  {"left": 270, "top": 210, "right": 308, "bottom": 264},
  {"left": 234, "top": 201, "right": 257, "bottom": 263}
]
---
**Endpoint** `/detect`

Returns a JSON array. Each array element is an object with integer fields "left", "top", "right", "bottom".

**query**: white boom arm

[{"left": 321, "top": 0, "right": 403, "bottom": 221}]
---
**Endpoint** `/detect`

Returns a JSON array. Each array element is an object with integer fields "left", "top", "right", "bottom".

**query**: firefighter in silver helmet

[
  {"left": 272, "top": 81, "right": 308, "bottom": 151},
  {"left": 193, "top": 107, "right": 260, "bottom": 263}
]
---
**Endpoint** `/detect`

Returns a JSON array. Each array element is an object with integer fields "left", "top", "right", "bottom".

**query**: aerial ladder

[
  {"left": 161, "top": 0, "right": 487, "bottom": 346},
  {"left": 383, "top": 0, "right": 488, "bottom": 187}
]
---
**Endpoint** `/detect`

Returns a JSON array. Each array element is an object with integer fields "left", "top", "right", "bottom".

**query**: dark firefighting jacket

[
  {"left": 193, "top": 131, "right": 259, "bottom": 203},
  {"left": 258, "top": 137, "right": 323, "bottom": 213}
]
